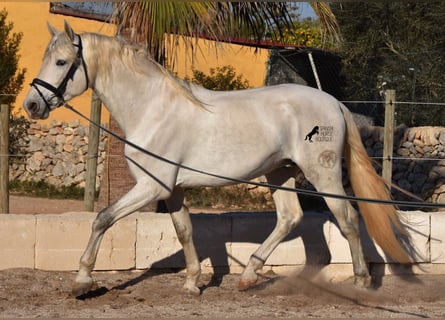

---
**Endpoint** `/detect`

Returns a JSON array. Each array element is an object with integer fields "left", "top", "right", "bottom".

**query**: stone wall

[
  {"left": 9, "top": 120, "right": 107, "bottom": 190},
  {"left": 1, "top": 210, "right": 443, "bottom": 272},
  {"left": 360, "top": 125, "right": 445, "bottom": 205}
]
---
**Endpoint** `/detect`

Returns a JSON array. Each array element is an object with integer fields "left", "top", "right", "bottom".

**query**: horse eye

[{"left": 56, "top": 60, "right": 66, "bottom": 66}]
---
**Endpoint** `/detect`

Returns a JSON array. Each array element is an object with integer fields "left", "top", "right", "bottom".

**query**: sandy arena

[
  {"left": 2, "top": 196, "right": 445, "bottom": 318},
  {"left": 1, "top": 268, "right": 445, "bottom": 318}
]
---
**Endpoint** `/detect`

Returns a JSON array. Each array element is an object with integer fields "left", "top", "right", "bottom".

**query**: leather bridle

[{"left": 30, "top": 33, "right": 89, "bottom": 113}]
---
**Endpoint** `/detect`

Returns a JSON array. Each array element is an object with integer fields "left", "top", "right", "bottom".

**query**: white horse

[{"left": 24, "top": 21, "right": 413, "bottom": 297}]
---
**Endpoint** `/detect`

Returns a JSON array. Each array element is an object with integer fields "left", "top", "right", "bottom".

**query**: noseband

[{"left": 30, "top": 34, "right": 89, "bottom": 112}]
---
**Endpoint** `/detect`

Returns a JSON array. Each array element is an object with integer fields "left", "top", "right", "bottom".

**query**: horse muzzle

[{"left": 23, "top": 97, "right": 51, "bottom": 120}]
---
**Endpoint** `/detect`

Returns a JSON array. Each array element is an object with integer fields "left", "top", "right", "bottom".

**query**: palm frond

[
  {"left": 310, "top": 2, "right": 341, "bottom": 44},
  {"left": 112, "top": 2, "right": 339, "bottom": 64},
  {"left": 113, "top": 2, "right": 226, "bottom": 62}
]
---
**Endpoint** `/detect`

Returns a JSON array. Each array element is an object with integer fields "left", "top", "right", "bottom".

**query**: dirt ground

[
  {"left": 3, "top": 196, "right": 445, "bottom": 318},
  {"left": 1, "top": 268, "right": 445, "bottom": 318},
  {"left": 9, "top": 195, "right": 85, "bottom": 214}
]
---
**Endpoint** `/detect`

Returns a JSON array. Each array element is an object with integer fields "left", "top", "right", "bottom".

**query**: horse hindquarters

[{"left": 289, "top": 104, "right": 372, "bottom": 286}]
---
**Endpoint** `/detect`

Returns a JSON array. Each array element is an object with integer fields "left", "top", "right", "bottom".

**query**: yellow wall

[
  {"left": 4, "top": 2, "right": 115, "bottom": 124},
  {"left": 171, "top": 38, "right": 269, "bottom": 88},
  {"left": 4, "top": 2, "right": 269, "bottom": 124}
]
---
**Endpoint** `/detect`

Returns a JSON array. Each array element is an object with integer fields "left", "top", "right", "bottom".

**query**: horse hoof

[
  {"left": 354, "top": 275, "right": 371, "bottom": 288},
  {"left": 183, "top": 284, "right": 201, "bottom": 296},
  {"left": 72, "top": 280, "right": 95, "bottom": 298},
  {"left": 238, "top": 278, "right": 258, "bottom": 291}
]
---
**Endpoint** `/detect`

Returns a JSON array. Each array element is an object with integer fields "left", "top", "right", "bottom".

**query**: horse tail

[{"left": 338, "top": 102, "right": 413, "bottom": 264}]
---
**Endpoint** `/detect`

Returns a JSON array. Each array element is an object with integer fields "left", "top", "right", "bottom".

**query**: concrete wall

[{"left": 1, "top": 210, "right": 444, "bottom": 277}]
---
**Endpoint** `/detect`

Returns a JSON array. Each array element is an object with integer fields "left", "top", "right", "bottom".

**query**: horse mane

[{"left": 83, "top": 33, "right": 205, "bottom": 109}]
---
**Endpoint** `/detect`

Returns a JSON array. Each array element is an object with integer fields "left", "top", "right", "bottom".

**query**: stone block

[
  {"left": 96, "top": 215, "right": 136, "bottom": 270},
  {"left": 0, "top": 210, "right": 440, "bottom": 274},
  {"left": 136, "top": 212, "right": 232, "bottom": 270},
  {"left": 328, "top": 220, "right": 352, "bottom": 264},
  {"left": 329, "top": 211, "right": 430, "bottom": 264},
  {"left": 35, "top": 213, "right": 92, "bottom": 270},
  {"left": 231, "top": 212, "right": 331, "bottom": 267},
  {"left": 0, "top": 214, "right": 36, "bottom": 269},
  {"left": 361, "top": 211, "right": 430, "bottom": 263},
  {"left": 136, "top": 212, "right": 183, "bottom": 269},
  {"left": 431, "top": 212, "right": 445, "bottom": 263},
  {"left": 190, "top": 213, "right": 232, "bottom": 269},
  {"left": 35, "top": 212, "right": 136, "bottom": 271}
]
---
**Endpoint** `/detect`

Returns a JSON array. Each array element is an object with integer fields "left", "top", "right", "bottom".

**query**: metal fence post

[{"left": 0, "top": 104, "right": 9, "bottom": 213}]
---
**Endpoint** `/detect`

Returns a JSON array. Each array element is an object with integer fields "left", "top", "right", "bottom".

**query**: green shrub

[
  {"left": 9, "top": 180, "right": 86, "bottom": 200},
  {"left": 185, "top": 185, "right": 274, "bottom": 211},
  {"left": 186, "top": 65, "right": 250, "bottom": 91}
]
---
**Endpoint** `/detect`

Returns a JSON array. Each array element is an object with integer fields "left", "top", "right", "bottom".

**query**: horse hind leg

[
  {"left": 325, "top": 194, "right": 371, "bottom": 287},
  {"left": 305, "top": 167, "right": 371, "bottom": 287},
  {"left": 239, "top": 167, "right": 303, "bottom": 290}
]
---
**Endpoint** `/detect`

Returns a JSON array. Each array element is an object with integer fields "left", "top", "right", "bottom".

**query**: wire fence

[{"left": 342, "top": 99, "right": 445, "bottom": 127}]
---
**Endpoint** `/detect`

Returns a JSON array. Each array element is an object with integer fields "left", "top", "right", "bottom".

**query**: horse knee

[
  {"left": 172, "top": 218, "right": 192, "bottom": 244},
  {"left": 91, "top": 211, "right": 114, "bottom": 234},
  {"left": 176, "top": 226, "right": 192, "bottom": 244}
]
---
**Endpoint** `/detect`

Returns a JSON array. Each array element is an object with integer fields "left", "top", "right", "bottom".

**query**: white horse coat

[{"left": 24, "top": 22, "right": 413, "bottom": 297}]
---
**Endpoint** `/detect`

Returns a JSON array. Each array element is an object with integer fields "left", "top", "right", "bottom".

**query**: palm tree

[
  {"left": 112, "top": 1, "right": 339, "bottom": 65},
  {"left": 311, "top": 2, "right": 340, "bottom": 45}
]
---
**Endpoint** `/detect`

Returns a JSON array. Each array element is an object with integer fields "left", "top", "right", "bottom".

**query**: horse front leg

[
  {"left": 166, "top": 188, "right": 201, "bottom": 295},
  {"left": 72, "top": 182, "right": 160, "bottom": 297}
]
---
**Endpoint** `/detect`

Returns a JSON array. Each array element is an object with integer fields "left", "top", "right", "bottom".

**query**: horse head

[{"left": 23, "top": 21, "right": 89, "bottom": 119}]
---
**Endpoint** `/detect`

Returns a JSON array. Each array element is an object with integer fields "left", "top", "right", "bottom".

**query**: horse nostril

[{"left": 26, "top": 101, "right": 39, "bottom": 113}]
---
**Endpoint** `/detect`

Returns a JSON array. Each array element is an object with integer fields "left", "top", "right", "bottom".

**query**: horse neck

[{"left": 83, "top": 34, "right": 175, "bottom": 135}]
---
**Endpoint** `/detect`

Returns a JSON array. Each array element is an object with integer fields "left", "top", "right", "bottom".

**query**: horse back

[{"left": 175, "top": 83, "right": 346, "bottom": 186}]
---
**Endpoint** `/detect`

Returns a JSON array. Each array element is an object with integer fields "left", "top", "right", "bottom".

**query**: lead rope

[{"left": 64, "top": 102, "right": 445, "bottom": 209}]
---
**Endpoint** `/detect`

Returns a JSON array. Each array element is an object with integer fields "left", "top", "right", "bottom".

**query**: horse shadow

[
  {"left": 79, "top": 209, "right": 418, "bottom": 299},
  {"left": 132, "top": 211, "right": 417, "bottom": 288},
  {"left": 157, "top": 211, "right": 333, "bottom": 287},
  {"left": 101, "top": 210, "right": 332, "bottom": 296}
]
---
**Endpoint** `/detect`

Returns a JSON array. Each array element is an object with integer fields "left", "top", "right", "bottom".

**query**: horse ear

[
  {"left": 47, "top": 22, "right": 59, "bottom": 37},
  {"left": 64, "top": 20, "right": 76, "bottom": 41}
]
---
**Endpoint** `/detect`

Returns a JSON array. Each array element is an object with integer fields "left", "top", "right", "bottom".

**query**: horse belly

[{"left": 176, "top": 140, "right": 287, "bottom": 188}]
